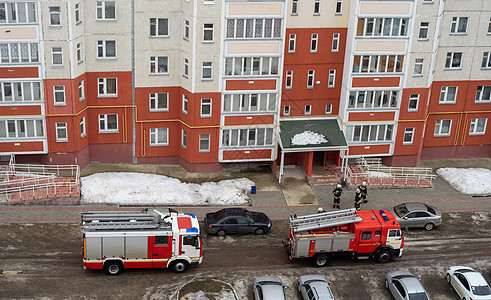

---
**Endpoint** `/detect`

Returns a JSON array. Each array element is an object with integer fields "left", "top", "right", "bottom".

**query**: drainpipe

[{"left": 131, "top": 0, "right": 136, "bottom": 164}]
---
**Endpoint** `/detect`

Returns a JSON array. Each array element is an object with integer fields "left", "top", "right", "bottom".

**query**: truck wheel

[
  {"left": 377, "top": 249, "right": 392, "bottom": 263},
  {"left": 216, "top": 230, "right": 226, "bottom": 237},
  {"left": 104, "top": 261, "right": 123, "bottom": 276},
  {"left": 312, "top": 254, "right": 329, "bottom": 267},
  {"left": 171, "top": 260, "right": 188, "bottom": 273},
  {"left": 255, "top": 228, "right": 265, "bottom": 235},
  {"left": 424, "top": 222, "right": 434, "bottom": 231}
]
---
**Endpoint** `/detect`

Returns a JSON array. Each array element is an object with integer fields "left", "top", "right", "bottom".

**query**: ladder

[
  {"left": 81, "top": 210, "right": 155, "bottom": 223},
  {"left": 83, "top": 220, "right": 169, "bottom": 231},
  {"left": 289, "top": 208, "right": 362, "bottom": 232}
]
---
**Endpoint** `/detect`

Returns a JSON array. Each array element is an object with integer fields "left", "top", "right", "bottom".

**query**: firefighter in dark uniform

[
  {"left": 332, "top": 184, "right": 343, "bottom": 209},
  {"left": 354, "top": 188, "right": 362, "bottom": 210},
  {"left": 358, "top": 181, "right": 368, "bottom": 203}
]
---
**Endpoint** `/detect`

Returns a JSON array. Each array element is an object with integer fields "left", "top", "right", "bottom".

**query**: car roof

[
  {"left": 255, "top": 276, "right": 285, "bottom": 300},
  {"left": 400, "top": 277, "right": 425, "bottom": 293},
  {"left": 404, "top": 202, "right": 427, "bottom": 211}
]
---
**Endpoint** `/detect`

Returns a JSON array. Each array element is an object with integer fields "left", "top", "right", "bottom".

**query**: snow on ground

[
  {"left": 291, "top": 131, "right": 328, "bottom": 145},
  {"left": 81, "top": 172, "right": 254, "bottom": 205},
  {"left": 365, "top": 170, "right": 393, "bottom": 178},
  {"left": 436, "top": 167, "right": 491, "bottom": 195}
]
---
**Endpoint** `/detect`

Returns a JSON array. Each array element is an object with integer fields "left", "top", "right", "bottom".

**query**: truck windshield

[{"left": 394, "top": 204, "right": 408, "bottom": 218}]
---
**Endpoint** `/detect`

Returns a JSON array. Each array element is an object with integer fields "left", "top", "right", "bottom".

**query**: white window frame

[
  {"left": 224, "top": 56, "right": 279, "bottom": 77},
  {"left": 49, "top": 6, "right": 61, "bottom": 26},
  {"left": 488, "top": 17, "right": 491, "bottom": 34},
  {"left": 328, "top": 69, "right": 336, "bottom": 87},
  {"left": 80, "top": 117, "right": 86, "bottom": 138},
  {"left": 96, "top": 1, "right": 115, "bottom": 20},
  {"left": 291, "top": 0, "right": 298, "bottom": 15},
  {"left": 98, "top": 114, "right": 118, "bottom": 133},
  {"left": 313, "top": 0, "right": 320, "bottom": 15},
  {"left": 288, "top": 34, "right": 296, "bottom": 53},
  {"left": 183, "top": 58, "right": 189, "bottom": 78},
  {"left": 305, "top": 105, "right": 311, "bottom": 115},
  {"left": 149, "top": 56, "right": 169, "bottom": 74},
  {"left": 348, "top": 90, "right": 399, "bottom": 109},
  {"left": 445, "top": 52, "right": 462, "bottom": 69},
  {"left": 221, "top": 128, "right": 275, "bottom": 147},
  {"left": 403, "top": 128, "right": 415, "bottom": 145},
  {"left": 0, "top": 2, "right": 37, "bottom": 24},
  {"left": 307, "top": 70, "right": 315, "bottom": 89},
  {"left": 181, "top": 129, "right": 187, "bottom": 149},
  {"left": 439, "top": 86, "right": 458, "bottom": 104},
  {"left": 202, "top": 62, "right": 212, "bottom": 80},
  {"left": 481, "top": 52, "right": 491, "bottom": 69},
  {"left": 450, "top": 16, "right": 468, "bottom": 34},
  {"left": 419, "top": 22, "right": 429, "bottom": 40},
  {"left": 55, "top": 122, "right": 67, "bottom": 142},
  {"left": 203, "top": 23, "right": 214, "bottom": 42},
  {"left": 310, "top": 33, "right": 318, "bottom": 53},
  {"left": 285, "top": 70, "right": 293, "bottom": 89},
  {"left": 347, "top": 124, "right": 394, "bottom": 142},
  {"left": 76, "top": 42, "right": 83, "bottom": 63},
  {"left": 184, "top": 20, "right": 190, "bottom": 40},
  {"left": 150, "top": 128, "right": 169, "bottom": 146},
  {"left": 97, "top": 78, "right": 117, "bottom": 97},
  {"left": 97, "top": 40, "right": 116, "bottom": 59},
  {"left": 475, "top": 86, "right": 491, "bottom": 103},
  {"left": 0, "top": 119, "right": 44, "bottom": 139},
  {"left": 150, "top": 18, "right": 169, "bottom": 37},
  {"left": 75, "top": 3, "right": 81, "bottom": 24},
  {"left": 325, "top": 104, "right": 332, "bottom": 115},
  {"left": 469, "top": 118, "right": 487, "bottom": 135},
  {"left": 0, "top": 82, "right": 42, "bottom": 102},
  {"left": 52, "top": 47, "right": 63, "bottom": 66},
  {"left": 199, "top": 134, "right": 210, "bottom": 152},
  {"left": 182, "top": 94, "right": 188, "bottom": 114},
  {"left": 201, "top": 99, "right": 212, "bottom": 118},
  {"left": 414, "top": 58, "right": 424, "bottom": 76},
  {"left": 332, "top": 33, "right": 339, "bottom": 52},
  {"left": 0, "top": 42, "right": 39, "bottom": 64},
  {"left": 53, "top": 85, "right": 65, "bottom": 105},
  {"left": 434, "top": 119, "right": 452, "bottom": 136},
  {"left": 335, "top": 0, "right": 342, "bottom": 14},
  {"left": 149, "top": 93, "right": 168, "bottom": 111},
  {"left": 408, "top": 94, "right": 419, "bottom": 111},
  {"left": 284, "top": 105, "right": 290, "bottom": 116},
  {"left": 222, "top": 93, "right": 277, "bottom": 113},
  {"left": 78, "top": 80, "right": 85, "bottom": 101}
]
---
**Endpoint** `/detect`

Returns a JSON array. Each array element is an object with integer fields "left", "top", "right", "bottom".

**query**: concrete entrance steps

[{"left": 308, "top": 164, "right": 343, "bottom": 186}]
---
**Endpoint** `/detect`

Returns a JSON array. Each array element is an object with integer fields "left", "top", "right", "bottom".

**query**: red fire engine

[
  {"left": 283, "top": 208, "right": 404, "bottom": 267},
  {"left": 82, "top": 209, "right": 203, "bottom": 275}
]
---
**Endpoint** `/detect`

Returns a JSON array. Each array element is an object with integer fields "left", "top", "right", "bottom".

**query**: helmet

[
  {"left": 362, "top": 181, "right": 367, "bottom": 186},
  {"left": 318, "top": 207, "right": 324, "bottom": 213},
  {"left": 337, "top": 184, "right": 342, "bottom": 188},
  {"left": 356, "top": 188, "right": 360, "bottom": 193}
]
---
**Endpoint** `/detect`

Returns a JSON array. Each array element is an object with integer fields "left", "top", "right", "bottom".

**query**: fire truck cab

[
  {"left": 82, "top": 209, "right": 203, "bottom": 275},
  {"left": 283, "top": 208, "right": 403, "bottom": 267}
]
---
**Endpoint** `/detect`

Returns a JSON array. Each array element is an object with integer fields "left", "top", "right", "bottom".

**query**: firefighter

[
  {"left": 332, "top": 184, "right": 343, "bottom": 209},
  {"left": 358, "top": 181, "right": 368, "bottom": 203},
  {"left": 317, "top": 207, "right": 325, "bottom": 213},
  {"left": 354, "top": 188, "right": 362, "bottom": 210}
]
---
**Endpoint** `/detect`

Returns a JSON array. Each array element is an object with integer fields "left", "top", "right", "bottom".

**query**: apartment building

[{"left": 0, "top": 0, "right": 489, "bottom": 173}]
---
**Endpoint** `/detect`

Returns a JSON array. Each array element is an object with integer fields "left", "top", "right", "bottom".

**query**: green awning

[{"left": 278, "top": 119, "right": 348, "bottom": 152}]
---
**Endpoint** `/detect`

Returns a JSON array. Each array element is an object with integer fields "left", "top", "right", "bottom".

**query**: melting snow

[
  {"left": 436, "top": 168, "right": 491, "bottom": 195},
  {"left": 291, "top": 131, "right": 328, "bottom": 145}
]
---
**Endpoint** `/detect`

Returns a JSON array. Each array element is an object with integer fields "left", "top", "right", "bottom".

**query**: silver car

[
  {"left": 298, "top": 275, "right": 335, "bottom": 300},
  {"left": 253, "top": 276, "right": 287, "bottom": 300},
  {"left": 388, "top": 202, "right": 442, "bottom": 231},
  {"left": 385, "top": 270, "right": 430, "bottom": 300}
]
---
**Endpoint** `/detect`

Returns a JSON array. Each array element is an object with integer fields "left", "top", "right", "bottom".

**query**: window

[
  {"left": 49, "top": 6, "right": 61, "bottom": 26},
  {"left": 288, "top": 34, "right": 296, "bottom": 53},
  {"left": 183, "top": 58, "right": 189, "bottom": 78},
  {"left": 0, "top": 2, "right": 36, "bottom": 24},
  {"left": 150, "top": 128, "right": 168, "bottom": 146},
  {"left": 408, "top": 94, "right": 419, "bottom": 111},
  {"left": 419, "top": 22, "right": 429, "bottom": 39},
  {"left": 285, "top": 70, "right": 293, "bottom": 89},
  {"left": 352, "top": 55, "right": 405, "bottom": 73},
  {"left": 346, "top": 124, "right": 394, "bottom": 142},
  {"left": 96, "top": 1, "right": 115, "bottom": 20},
  {"left": 305, "top": 105, "right": 311, "bottom": 115},
  {"left": 488, "top": 17, "right": 491, "bottom": 34},
  {"left": 469, "top": 118, "right": 487, "bottom": 135},
  {"left": 313, "top": 0, "right": 320, "bottom": 15},
  {"left": 226, "top": 18, "right": 282, "bottom": 39},
  {"left": 0, "top": 82, "right": 42, "bottom": 102},
  {"left": 182, "top": 94, "right": 188, "bottom": 114},
  {"left": 203, "top": 23, "right": 214, "bottom": 42},
  {"left": 181, "top": 129, "right": 187, "bottom": 148},
  {"left": 150, "top": 18, "right": 169, "bottom": 37},
  {"left": 202, "top": 62, "right": 212, "bottom": 80},
  {"left": 76, "top": 42, "right": 83, "bottom": 63},
  {"left": 51, "top": 47, "right": 63, "bottom": 66},
  {"left": 451, "top": 17, "right": 468, "bottom": 34},
  {"left": 97, "top": 40, "right": 116, "bottom": 58},
  {"left": 78, "top": 80, "right": 84, "bottom": 101},
  {"left": 97, "top": 78, "right": 117, "bottom": 97},
  {"left": 99, "top": 114, "right": 118, "bottom": 132},
  {"left": 184, "top": 20, "right": 190, "bottom": 40},
  {"left": 482, "top": 52, "right": 491, "bottom": 69},
  {"left": 307, "top": 70, "right": 314, "bottom": 89},
  {"left": 291, "top": 0, "right": 298, "bottom": 15},
  {"left": 325, "top": 104, "right": 332, "bottom": 115},
  {"left": 475, "top": 86, "right": 491, "bottom": 102},
  {"left": 224, "top": 56, "right": 279, "bottom": 76},
  {"left": 221, "top": 128, "right": 274, "bottom": 147},
  {"left": 348, "top": 90, "right": 398, "bottom": 109},
  {"left": 414, "top": 58, "right": 424, "bottom": 76},
  {"left": 0, "top": 119, "right": 44, "bottom": 139},
  {"left": 149, "top": 93, "right": 168, "bottom": 111},
  {"left": 335, "top": 0, "right": 342, "bottom": 14},
  {"left": 284, "top": 106, "right": 290, "bottom": 116},
  {"left": 328, "top": 70, "right": 336, "bottom": 87},
  {"left": 357, "top": 18, "right": 408, "bottom": 37},
  {"left": 199, "top": 134, "right": 210, "bottom": 152},
  {"left": 361, "top": 231, "right": 372, "bottom": 240},
  {"left": 53, "top": 85, "right": 65, "bottom": 105},
  {"left": 0, "top": 42, "right": 39, "bottom": 64},
  {"left": 403, "top": 128, "right": 414, "bottom": 145},
  {"left": 201, "top": 99, "right": 212, "bottom": 117},
  {"left": 80, "top": 117, "right": 86, "bottom": 138},
  {"left": 55, "top": 122, "right": 67, "bottom": 141},
  {"left": 75, "top": 3, "right": 81, "bottom": 24},
  {"left": 445, "top": 52, "right": 462, "bottom": 69},
  {"left": 439, "top": 86, "right": 457, "bottom": 104},
  {"left": 434, "top": 119, "right": 452, "bottom": 136},
  {"left": 310, "top": 34, "right": 318, "bottom": 53},
  {"left": 155, "top": 236, "right": 169, "bottom": 246},
  {"left": 150, "top": 56, "right": 168, "bottom": 74},
  {"left": 332, "top": 33, "right": 339, "bottom": 52},
  {"left": 223, "top": 93, "right": 277, "bottom": 113}
]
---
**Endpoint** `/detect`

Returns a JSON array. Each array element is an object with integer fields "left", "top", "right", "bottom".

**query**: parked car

[
  {"left": 204, "top": 208, "right": 272, "bottom": 236},
  {"left": 385, "top": 270, "right": 430, "bottom": 300},
  {"left": 388, "top": 202, "right": 442, "bottom": 231},
  {"left": 298, "top": 275, "right": 335, "bottom": 300},
  {"left": 446, "top": 266, "right": 491, "bottom": 300},
  {"left": 253, "top": 276, "right": 287, "bottom": 300}
]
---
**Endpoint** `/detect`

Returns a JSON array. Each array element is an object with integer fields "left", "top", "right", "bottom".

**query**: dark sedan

[{"left": 204, "top": 208, "right": 272, "bottom": 236}]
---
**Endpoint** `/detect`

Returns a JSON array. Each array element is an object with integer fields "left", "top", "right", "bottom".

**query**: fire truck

[
  {"left": 81, "top": 209, "right": 203, "bottom": 275},
  {"left": 283, "top": 208, "right": 404, "bottom": 267}
]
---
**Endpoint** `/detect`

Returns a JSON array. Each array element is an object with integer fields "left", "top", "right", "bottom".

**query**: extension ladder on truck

[
  {"left": 81, "top": 209, "right": 157, "bottom": 224},
  {"left": 289, "top": 208, "right": 362, "bottom": 232}
]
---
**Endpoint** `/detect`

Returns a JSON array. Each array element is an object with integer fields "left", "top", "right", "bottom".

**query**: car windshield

[
  {"left": 394, "top": 204, "right": 409, "bottom": 218},
  {"left": 260, "top": 281, "right": 282, "bottom": 286},
  {"left": 425, "top": 205, "right": 436, "bottom": 215},
  {"left": 472, "top": 285, "right": 491, "bottom": 296},
  {"left": 408, "top": 292, "right": 429, "bottom": 300}
]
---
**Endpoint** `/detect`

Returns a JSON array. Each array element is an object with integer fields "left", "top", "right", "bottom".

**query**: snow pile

[
  {"left": 436, "top": 167, "right": 491, "bottom": 195},
  {"left": 181, "top": 290, "right": 237, "bottom": 300},
  {"left": 291, "top": 131, "right": 328, "bottom": 145},
  {"left": 366, "top": 171, "right": 393, "bottom": 178},
  {"left": 81, "top": 172, "right": 254, "bottom": 205}
]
